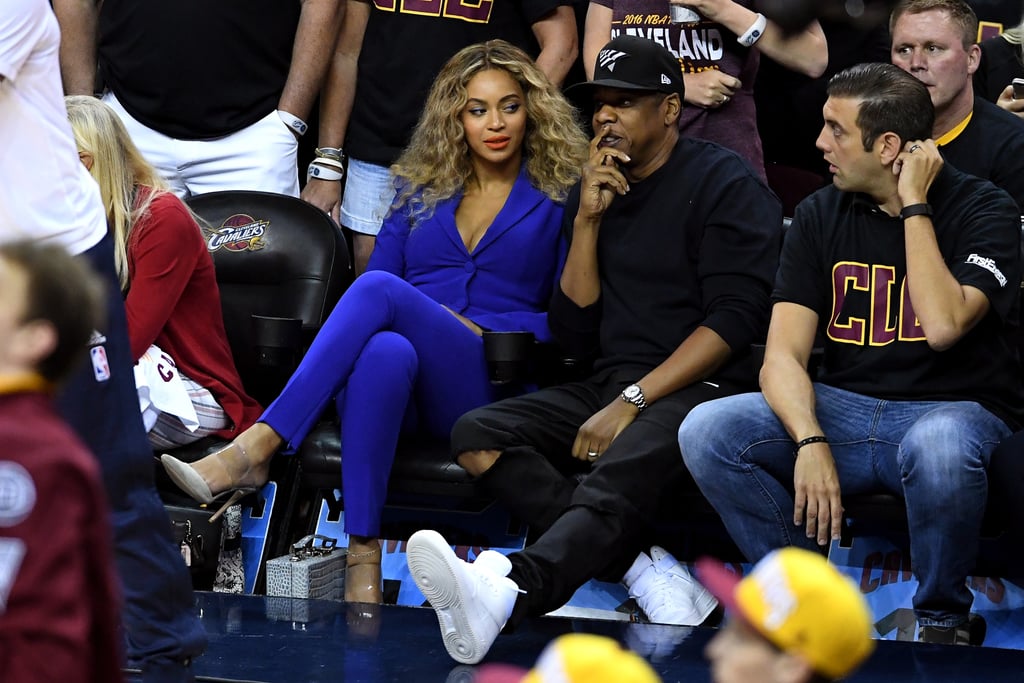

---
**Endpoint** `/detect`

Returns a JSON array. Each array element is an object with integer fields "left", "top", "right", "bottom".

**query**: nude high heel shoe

[{"left": 161, "top": 441, "right": 269, "bottom": 522}]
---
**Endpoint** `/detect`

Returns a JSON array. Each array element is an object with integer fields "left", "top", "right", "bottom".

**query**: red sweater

[
  {"left": 125, "top": 190, "right": 262, "bottom": 437},
  {"left": 0, "top": 388, "right": 123, "bottom": 683}
]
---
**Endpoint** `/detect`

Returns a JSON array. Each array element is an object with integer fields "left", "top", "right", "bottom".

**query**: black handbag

[{"left": 166, "top": 503, "right": 224, "bottom": 580}]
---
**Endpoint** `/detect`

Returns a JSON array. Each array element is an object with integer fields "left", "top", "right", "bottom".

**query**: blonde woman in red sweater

[{"left": 66, "top": 96, "right": 262, "bottom": 450}]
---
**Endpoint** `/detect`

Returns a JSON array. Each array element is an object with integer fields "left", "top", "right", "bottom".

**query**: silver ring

[
  {"left": 909, "top": 144, "right": 921, "bottom": 153},
  {"left": 587, "top": 450, "right": 599, "bottom": 460}
]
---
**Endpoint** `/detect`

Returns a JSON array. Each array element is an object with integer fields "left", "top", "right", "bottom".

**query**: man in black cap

[{"left": 405, "top": 35, "right": 782, "bottom": 665}]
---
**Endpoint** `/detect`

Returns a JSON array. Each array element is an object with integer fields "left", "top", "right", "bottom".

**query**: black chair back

[{"left": 186, "top": 190, "right": 353, "bottom": 403}]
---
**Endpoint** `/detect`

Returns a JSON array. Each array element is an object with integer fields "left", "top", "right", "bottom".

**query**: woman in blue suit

[{"left": 161, "top": 40, "right": 588, "bottom": 604}]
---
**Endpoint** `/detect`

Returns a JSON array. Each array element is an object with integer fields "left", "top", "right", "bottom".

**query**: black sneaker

[{"left": 918, "top": 614, "right": 987, "bottom": 646}]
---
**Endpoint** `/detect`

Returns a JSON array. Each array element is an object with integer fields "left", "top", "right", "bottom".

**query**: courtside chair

[{"left": 157, "top": 190, "right": 353, "bottom": 591}]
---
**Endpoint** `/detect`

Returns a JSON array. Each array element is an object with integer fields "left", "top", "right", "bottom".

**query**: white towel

[{"left": 134, "top": 344, "right": 200, "bottom": 433}]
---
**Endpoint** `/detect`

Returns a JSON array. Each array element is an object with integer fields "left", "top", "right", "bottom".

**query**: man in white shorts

[
  {"left": 53, "top": 0, "right": 342, "bottom": 198},
  {"left": 1, "top": 2, "right": 206, "bottom": 680}
]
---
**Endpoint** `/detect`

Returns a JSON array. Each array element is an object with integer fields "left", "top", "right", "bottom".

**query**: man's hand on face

[
  {"left": 578, "top": 124, "right": 631, "bottom": 224},
  {"left": 893, "top": 139, "right": 942, "bottom": 207}
]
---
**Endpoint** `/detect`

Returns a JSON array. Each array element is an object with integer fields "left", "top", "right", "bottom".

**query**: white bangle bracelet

[
  {"left": 307, "top": 162, "right": 344, "bottom": 181},
  {"left": 309, "top": 156, "right": 344, "bottom": 171},
  {"left": 737, "top": 12, "right": 767, "bottom": 47},
  {"left": 277, "top": 109, "right": 308, "bottom": 137}
]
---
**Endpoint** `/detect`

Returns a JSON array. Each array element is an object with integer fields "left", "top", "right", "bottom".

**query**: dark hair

[
  {"left": 826, "top": 63, "right": 934, "bottom": 151},
  {"left": 889, "top": 0, "right": 979, "bottom": 48},
  {"left": 1, "top": 241, "right": 105, "bottom": 383}
]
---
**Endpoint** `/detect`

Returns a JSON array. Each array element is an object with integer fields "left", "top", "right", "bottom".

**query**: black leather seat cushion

[
  {"left": 297, "top": 421, "right": 479, "bottom": 500},
  {"left": 186, "top": 190, "right": 350, "bottom": 403},
  {"left": 844, "top": 491, "right": 1003, "bottom": 538}
]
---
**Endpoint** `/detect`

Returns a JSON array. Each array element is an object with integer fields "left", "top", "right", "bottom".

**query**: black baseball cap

[{"left": 566, "top": 35, "right": 684, "bottom": 100}]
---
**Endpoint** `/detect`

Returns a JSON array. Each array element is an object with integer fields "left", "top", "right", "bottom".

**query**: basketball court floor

[{"left": 120, "top": 590, "right": 1024, "bottom": 683}]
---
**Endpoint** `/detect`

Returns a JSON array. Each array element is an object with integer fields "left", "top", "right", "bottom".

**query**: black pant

[
  {"left": 988, "top": 429, "right": 1024, "bottom": 532},
  {"left": 451, "top": 365, "right": 741, "bottom": 623}
]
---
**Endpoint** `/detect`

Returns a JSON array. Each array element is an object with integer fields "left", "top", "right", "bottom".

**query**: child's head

[{"left": 0, "top": 241, "right": 104, "bottom": 383}]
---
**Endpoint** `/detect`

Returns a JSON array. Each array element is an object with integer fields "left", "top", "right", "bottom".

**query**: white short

[
  {"left": 103, "top": 92, "right": 300, "bottom": 199},
  {"left": 340, "top": 157, "right": 396, "bottom": 236}
]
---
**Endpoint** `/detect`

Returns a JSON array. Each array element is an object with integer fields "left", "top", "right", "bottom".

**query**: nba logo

[{"left": 90, "top": 345, "right": 111, "bottom": 382}]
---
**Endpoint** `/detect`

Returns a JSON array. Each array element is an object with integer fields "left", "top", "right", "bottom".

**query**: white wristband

[
  {"left": 310, "top": 156, "right": 344, "bottom": 171},
  {"left": 307, "top": 161, "right": 344, "bottom": 182},
  {"left": 277, "top": 109, "right": 308, "bottom": 137},
  {"left": 737, "top": 12, "right": 767, "bottom": 47}
]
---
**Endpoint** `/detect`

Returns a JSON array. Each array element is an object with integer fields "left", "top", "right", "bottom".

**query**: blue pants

[
  {"left": 679, "top": 383, "right": 1010, "bottom": 628},
  {"left": 56, "top": 234, "right": 206, "bottom": 682},
  {"left": 262, "top": 270, "right": 496, "bottom": 536}
]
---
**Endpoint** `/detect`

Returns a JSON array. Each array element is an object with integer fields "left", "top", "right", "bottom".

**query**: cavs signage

[
  {"left": 205, "top": 214, "right": 268, "bottom": 253},
  {"left": 372, "top": 0, "right": 493, "bottom": 23}
]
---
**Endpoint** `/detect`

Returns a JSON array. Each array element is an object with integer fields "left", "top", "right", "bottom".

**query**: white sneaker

[
  {"left": 624, "top": 622, "right": 695, "bottom": 661},
  {"left": 406, "top": 530, "right": 520, "bottom": 664},
  {"left": 622, "top": 546, "right": 718, "bottom": 626},
  {"left": 444, "top": 665, "right": 477, "bottom": 683}
]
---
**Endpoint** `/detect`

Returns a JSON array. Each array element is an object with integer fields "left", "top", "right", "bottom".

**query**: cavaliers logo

[{"left": 205, "top": 214, "right": 268, "bottom": 253}]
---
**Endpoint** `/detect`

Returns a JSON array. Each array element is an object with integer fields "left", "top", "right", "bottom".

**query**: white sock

[
  {"left": 622, "top": 550, "right": 653, "bottom": 590},
  {"left": 474, "top": 550, "right": 512, "bottom": 577}
]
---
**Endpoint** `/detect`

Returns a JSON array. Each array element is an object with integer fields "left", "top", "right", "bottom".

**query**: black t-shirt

[
  {"left": 940, "top": 97, "right": 1024, "bottom": 213},
  {"left": 967, "top": 0, "right": 1022, "bottom": 29},
  {"left": 775, "top": 165, "right": 1024, "bottom": 428},
  {"left": 549, "top": 137, "right": 782, "bottom": 380},
  {"left": 98, "top": 0, "right": 300, "bottom": 139},
  {"left": 346, "top": 0, "right": 564, "bottom": 165},
  {"left": 974, "top": 35, "right": 1024, "bottom": 103}
]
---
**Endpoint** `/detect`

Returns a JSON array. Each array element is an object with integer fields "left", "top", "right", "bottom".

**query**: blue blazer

[{"left": 367, "top": 167, "right": 566, "bottom": 342}]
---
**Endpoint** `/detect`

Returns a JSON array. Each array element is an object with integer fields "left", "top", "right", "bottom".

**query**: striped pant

[{"left": 147, "top": 369, "right": 228, "bottom": 449}]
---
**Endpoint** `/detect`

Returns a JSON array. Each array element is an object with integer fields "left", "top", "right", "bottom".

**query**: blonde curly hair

[{"left": 391, "top": 40, "right": 588, "bottom": 223}]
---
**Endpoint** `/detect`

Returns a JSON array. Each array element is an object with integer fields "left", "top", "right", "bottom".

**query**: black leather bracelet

[
  {"left": 794, "top": 435, "right": 828, "bottom": 456},
  {"left": 900, "top": 203, "right": 932, "bottom": 220}
]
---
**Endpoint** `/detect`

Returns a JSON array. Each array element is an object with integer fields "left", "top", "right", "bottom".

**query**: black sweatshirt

[{"left": 550, "top": 137, "right": 782, "bottom": 381}]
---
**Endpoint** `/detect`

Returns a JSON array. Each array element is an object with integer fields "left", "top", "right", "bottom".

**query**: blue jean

[
  {"left": 57, "top": 234, "right": 206, "bottom": 682},
  {"left": 261, "top": 270, "right": 497, "bottom": 536},
  {"left": 679, "top": 383, "right": 1011, "bottom": 627},
  {"left": 340, "top": 158, "right": 395, "bottom": 236}
]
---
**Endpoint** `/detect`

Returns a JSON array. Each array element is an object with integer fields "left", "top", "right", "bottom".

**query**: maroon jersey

[
  {"left": 592, "top": 0, "right": 764, "bottom": 175},
  {"left": 0, "top": 388, "right": 124, "bottom": 683}
]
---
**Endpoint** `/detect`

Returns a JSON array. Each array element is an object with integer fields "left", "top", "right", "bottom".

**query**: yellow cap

[
  {"left": 524, "top": 634, "right": 661, "bottom": 683},
  {"left": 699, "top": 548, "right": 875, "bottom": 679},
  {"left": 475, "top": 633, "right": 661, "bottom": 683}
]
